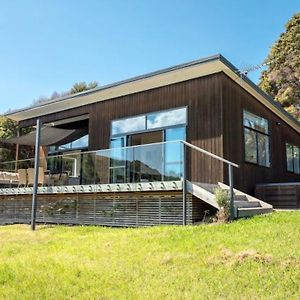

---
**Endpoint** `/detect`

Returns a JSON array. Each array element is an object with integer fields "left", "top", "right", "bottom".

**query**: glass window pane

[
  {"left": 111, "top": 116, "right": 146, "bottom": 135},
  {"left": 286, "top": 144, "right": 294, "bottom": 172},
  {"left": 110, "top": 137, "right": 126, "bottom": 167},
  {"left": 293, "top": 146, "right": 300, "bottom": 174},
  {"left": 243, "top": 111, "right": 268, "bottom": 134},
  {"left": 165, "top": 127, "right": 185, "bottom": 164},
  {"left": 244, "top": 128, "right": 257, "bottom": 164},
  {"left": 165, "top": 126, "right": 186, "bottom": 141},
  {"left": 147, "top": 107, "right": 187, "bottom": 129},
  {"left": 257, "top": 133, "right": 270, "bottom": 167},
  {"left": 164, "top": 163, "right": 182, "bottom": 181},
  {"left": 55, "top": 135, "right": 89, "bottom": 151}
]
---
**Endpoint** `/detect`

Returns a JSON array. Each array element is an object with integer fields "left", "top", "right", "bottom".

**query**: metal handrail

[
  {"left": 181, "top": 141, "right": 239, "bottom": 168},
  {"left": 180, "top": 140, "right": 238, "bottom": 222}
]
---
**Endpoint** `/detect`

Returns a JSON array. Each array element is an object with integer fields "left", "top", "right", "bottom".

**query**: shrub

[{"left": 214, "top": 188, "right": 230, "bottom": 223}]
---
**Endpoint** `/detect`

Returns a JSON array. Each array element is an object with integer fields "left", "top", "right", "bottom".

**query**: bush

[{"left": 214, "top": 188, "right": 230, "bottom": 223}]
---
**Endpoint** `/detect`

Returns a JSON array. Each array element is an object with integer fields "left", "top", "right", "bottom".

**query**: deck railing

[
  {"left": 0, "top": 140, "right": 239, "bottom": 221},
  {"left": 0, "top": 141, "right": 184, "bottom": 186}
]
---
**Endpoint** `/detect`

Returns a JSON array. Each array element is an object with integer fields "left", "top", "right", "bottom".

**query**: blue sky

[{"left": 0, "top": 0, "right": 299, "bottom": 114}]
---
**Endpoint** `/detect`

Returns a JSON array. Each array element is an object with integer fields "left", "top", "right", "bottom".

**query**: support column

[{"left": 31, "top": 119, "right": 42, "bottom": 231}]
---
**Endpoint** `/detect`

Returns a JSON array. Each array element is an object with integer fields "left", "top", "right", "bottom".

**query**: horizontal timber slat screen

[
  {"left": 255, "top": 184, "right": 300, "bottom": 209},
  {"left": 0, "top": 192, "right": 214, "bottom": 227}
]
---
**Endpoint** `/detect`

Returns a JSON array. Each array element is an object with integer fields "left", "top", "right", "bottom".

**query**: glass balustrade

[{"left": 0, "top": 141, "right": 183, "bottom": 187}]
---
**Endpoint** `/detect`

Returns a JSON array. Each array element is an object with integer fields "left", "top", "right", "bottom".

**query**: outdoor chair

[
  {"left": 18, "top": 169, "right": 27, "bottom": 187},
  {"left": 27, "top": 167, "right": 45, "bottom": 187}
]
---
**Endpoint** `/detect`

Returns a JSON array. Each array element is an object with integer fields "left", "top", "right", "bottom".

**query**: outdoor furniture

[
  {"left": 27, "top": 167, "right": 45, "bottom": 187},
  {"left": 17, "top": 169, "right": 27, "bottom": 187},
  {"left": 0, "top": 171, "right": 19, "bottom": 186}
]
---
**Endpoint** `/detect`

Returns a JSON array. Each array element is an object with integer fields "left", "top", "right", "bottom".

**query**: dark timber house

[{"left": 1, "top": 54, "right": 300, "bottom": 226}]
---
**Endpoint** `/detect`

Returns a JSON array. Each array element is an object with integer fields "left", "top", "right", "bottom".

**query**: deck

[{"left": 0, "top": 181, "right": 215, "bottom": 226}]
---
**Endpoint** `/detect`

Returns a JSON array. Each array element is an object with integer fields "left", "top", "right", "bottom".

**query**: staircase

[{"left": 188, "top": 181, "right": 273, "bottom": 218}]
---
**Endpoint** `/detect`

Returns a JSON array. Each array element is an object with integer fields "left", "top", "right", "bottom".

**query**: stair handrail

[
  {"left": 180, "top": 140, "right": 239, "bottom": 223},
  {"left": 181, "top": 141, "right": 239, "bottom": 168}
]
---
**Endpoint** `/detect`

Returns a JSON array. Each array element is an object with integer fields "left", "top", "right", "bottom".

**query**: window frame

[
  {"left": 243, "top": 110, "right": 271, "bottom": 168},
  {"left": 286, "top": 143, "right": 300, "bottom": 174}
]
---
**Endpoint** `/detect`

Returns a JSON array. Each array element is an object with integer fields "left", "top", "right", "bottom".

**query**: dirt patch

[{"left": 208, "top": 248, "right": 274, "bottom": 266}]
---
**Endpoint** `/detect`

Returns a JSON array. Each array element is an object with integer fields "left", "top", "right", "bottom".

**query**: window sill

[{"left": 244, "top": 161, "right": 271, "bottom": 169}]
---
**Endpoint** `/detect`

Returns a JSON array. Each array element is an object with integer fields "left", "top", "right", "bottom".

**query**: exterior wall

[
  {"left": 19, "top": 73, "right": 225, "bottom": 185},
  {"left": 222, "top": 73, "right": 300, "bottom": 195},
  {"left": 18, "top": 71, "right": 300, "bottom": 195}
]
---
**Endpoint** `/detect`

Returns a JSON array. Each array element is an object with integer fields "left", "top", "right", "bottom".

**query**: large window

[
  {"left": 286, "top": 143, "right": 300, "bottom": 174},
  {"left": 111, "top": 107, "right": 187, "bottom": 137},
  {"left": 109, "top": 107, "right": 187, "bottom": 183},
  {"left": 243, "top": 110, "right": 270, "bottom": 167}
]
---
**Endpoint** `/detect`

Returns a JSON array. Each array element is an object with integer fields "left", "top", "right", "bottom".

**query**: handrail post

[
  {"left": 182, "top": 141, "right": 187, "bottom": 225},
  {"left": 228, "top": 164, "right": 235, "bottom": 220},
  {"left": 31, "top": 119, "right": 42, "bottom": 231}
]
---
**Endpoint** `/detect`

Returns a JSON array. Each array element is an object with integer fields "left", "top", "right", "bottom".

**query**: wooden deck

[{"left": 0, "top": 181, "right": 215, "bottom": 226}]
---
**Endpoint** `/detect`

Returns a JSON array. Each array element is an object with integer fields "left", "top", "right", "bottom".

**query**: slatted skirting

[
  {"left": 255, "top": 184, "right": 300, "bottom": 209},
  {"left": 0, "top": 191, "right": 214, "bottom": 226}
]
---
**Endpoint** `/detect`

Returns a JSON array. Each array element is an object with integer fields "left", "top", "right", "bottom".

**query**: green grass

[{"left": 0, "top": 212, "right": 300, "bottom": 299}]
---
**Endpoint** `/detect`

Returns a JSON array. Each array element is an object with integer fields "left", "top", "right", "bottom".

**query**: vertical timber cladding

[
  {"left": 0, "top": 192, "right": 213, "bottom": 226},
  {"left": 221, "top": 73, "right": 300, "bottom": 195},
  {"left": 89, "top": 73, "right": 225, "bottom": 184},
  {"left": 18, "top": 73, "right": 225, "bottom": 184}
]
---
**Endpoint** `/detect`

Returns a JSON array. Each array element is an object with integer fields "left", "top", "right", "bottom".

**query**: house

[{"left": 1, "top": 54, "right": 299, "bottom": 226}]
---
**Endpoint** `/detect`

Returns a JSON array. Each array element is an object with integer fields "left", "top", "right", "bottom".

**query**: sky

[{"left": 0, "top": 0, "right": 299, "bottom": 114}]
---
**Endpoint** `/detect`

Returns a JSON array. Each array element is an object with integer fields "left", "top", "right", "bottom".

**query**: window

[
  {"left": 109, "top": 136, "right": 128, "bottom": 183},
  {"left": 49, "top": 134, "right": 89, "bottom": 153},
  {"left": 286, "top": 143, "right": 300, "bottom": 174},
  {"left": 111, "top": 107, "right": 187, "bottom": 137},
  {"left": 243, "top": 110, "right": 270, "bottom": 167},
  {"left": 147, "top": 107, "right": 187, "bottom": 129},
  {"left": 164, "top": 127, "right": 186, "bottom": 180},
  {"left": 111, "top": 116, "right": 146, "bottom": 135}
]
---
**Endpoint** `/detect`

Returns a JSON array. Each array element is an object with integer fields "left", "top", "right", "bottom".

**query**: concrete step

[
  {"left": 237, "top": 207, "right": 273, "bottom": 218},
  {"left": 234, "top": 200, "right": 261, "bottom": 208}
]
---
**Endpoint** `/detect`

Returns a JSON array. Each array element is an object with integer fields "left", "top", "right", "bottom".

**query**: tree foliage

[
  {"left": 260, "top": 13, "right": 300, "bottom": 120},
  {"left": 0, "top": 117, "right": 34, "bottom": 162},
  {"left": 0, "top": 80, "right": 98, "bottom": 162},
  {"left": 70, "top": 81, "right": 98, "bottom": 94},
  {"left": 33, "top": 81, "right": 99, "bottom": 105}
]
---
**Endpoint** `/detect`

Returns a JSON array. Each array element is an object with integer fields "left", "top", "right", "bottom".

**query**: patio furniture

[
  {"left": 27, "top": 167, "right": 45, "bottom": 187},
  {"left": 17, "top": 169, "right": 27, "bottom": 187}
]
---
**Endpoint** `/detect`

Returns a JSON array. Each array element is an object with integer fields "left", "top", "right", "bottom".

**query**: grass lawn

[{"left": 0, "top": 211, "right": 299, "bottom": 299}]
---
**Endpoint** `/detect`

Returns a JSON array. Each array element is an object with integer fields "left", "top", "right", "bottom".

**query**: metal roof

[{"left": 5, "top": 54, "right": 300, "bottom": 133}]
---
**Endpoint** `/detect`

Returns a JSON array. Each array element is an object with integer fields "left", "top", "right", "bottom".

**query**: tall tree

[{"left": 260, "top": 13, "right": 300, "bottom": 120}]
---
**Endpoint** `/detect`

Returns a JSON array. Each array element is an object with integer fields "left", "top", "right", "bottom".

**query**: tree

[
  {"left": 260, "top": 13, "right": 300, "bottom": 120},
  {"left": 70, "top": 81, "right": 98, "bottom": 94},
  {"left": 0, "top": 116, "right": 34, "bottom": 163}
]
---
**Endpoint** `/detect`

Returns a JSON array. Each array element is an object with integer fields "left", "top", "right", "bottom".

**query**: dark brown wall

[
  {"left": 20, "top": 73, "right": 225, "bottom": 184},
  {"left": 19, "top": 71, "right": 300, "bottom": 193},
  {"left": 222, "top": 73, "right": 300, "bottom": 194},
  {"left": 88, "top": 73, "right": 224, "bottom": 184}
]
